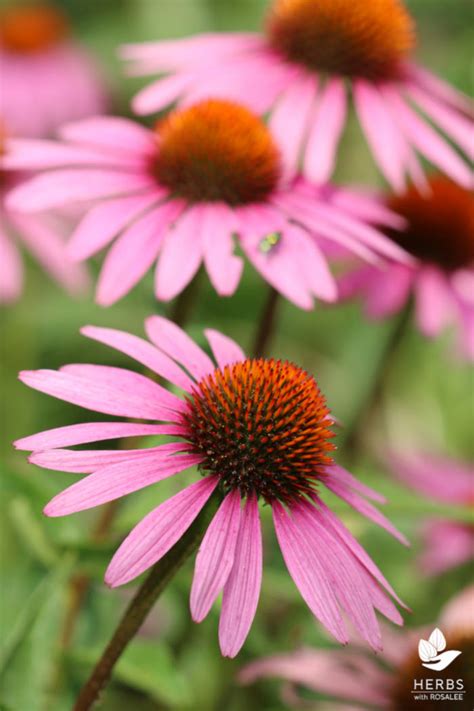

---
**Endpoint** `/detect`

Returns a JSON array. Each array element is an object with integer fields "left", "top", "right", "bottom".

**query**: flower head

[
  {"left": 4, "top": 103, "right": 409, "bottom": 308},
  {"left": 240, "top": 586, "right": 474, "bottom": 709},
  {"left": 16, "top": 317, "right": 407, "bottom": 657},
  {"left": 0, "top": 2, "right": 107, "bottom": 137},
  {"left": 339, "top": 175, "right": 474, "bottom": 360},
  {"left": 121, "top": 0, "right": 472, "bottom": 190}
]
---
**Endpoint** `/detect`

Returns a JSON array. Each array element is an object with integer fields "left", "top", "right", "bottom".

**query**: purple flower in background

[
  {"left": 121, "top": 0, "right": 472, "bottom": 190},
  {"left": 16, "top": 317, "right": 407, "bottom": 656},
  {"left": 339, "top": 176, "right": 474, "bottom": 360},
  {"left": 0, "top": 2, "right": 107, "bottom": 138}
]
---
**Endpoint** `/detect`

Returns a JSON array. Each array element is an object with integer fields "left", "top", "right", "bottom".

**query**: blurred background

[{"left": 1, "top": 1, "right": 472, "bottom": 709}]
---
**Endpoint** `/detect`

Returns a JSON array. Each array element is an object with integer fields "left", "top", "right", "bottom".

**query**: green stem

[
  {"left": 73, "top": 494, "right": 219, "bottom": 711},
  {"left": 252, "top": 287, "right": 280, "bottom": 357},
  {"left": 343, "top": 304, "right": 411, "bottom": 458}
]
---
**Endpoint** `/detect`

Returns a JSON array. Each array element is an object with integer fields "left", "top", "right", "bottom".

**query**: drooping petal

[
  {"left": 105, "top": 476, "right": 219, "bottom": 587},
  {"left": 0, "top": 224, "right": 23, "bottom": 302},
  {"left": 272, "top": 502, "right": 348, "bottom": 644},
  {"left": 219, "top": 494, "right": 263, "bottom": 658},
  {"left": 96, "top": 200, "right": 183, "bottom": 306},
  {"left": 154, "top": 206, "right": 205, "bottom": 301},
  {"left": 204, "top": 329, "right": 246, "bottom": 369},
  {"left": 44, "top": 451, "right": 203, "bottom": 516},
  {"left": 145, "top": 315, "right": 214, "bottom": 381},
  {"left": 414, "top": 266, "right": 454, "bottom": 337},
  {"left": 80, "top": 325, "right": 194, "bottom": 392},
  {"left": 292, "top": 502, "right": 382, "bottom": 651},
  {"left": 68, "top": 192, "right": 159, "bottom": 260},
  {"left": 59, "top": 116, "right": 156, "bottom": 155},
  {"left": 304, "top": 78, "right": 347, "bottom": 184},
  {"left": 353, "top": 80, "right": 407, "bottom": 192},
  {"left": 201, "top": 203, "right": 243, "bottom": 296},
  {"left": 190, "top": 490, "right": 242, "bottom": 622},
  {"left": 14, "top": 422, "right": 185, "bottom": 452},
  {"left": 132, "top": 73, "right": 195, "bottom": 115}
]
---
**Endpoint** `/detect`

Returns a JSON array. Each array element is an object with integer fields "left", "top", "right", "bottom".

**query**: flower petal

[
  {"left": 145, "top": 315, "right": 214, "bottom": 381},
  {"left": 204, "top": 329, "right": 245, "bottom": 369},
  {"left": 105, "top": 476, "right": 219, "bottom": 587},
  {"left": 304, "top": 77, "right": 347, "bottom": 184}
]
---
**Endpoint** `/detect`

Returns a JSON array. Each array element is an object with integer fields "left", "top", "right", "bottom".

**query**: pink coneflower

[
  {"left": 121, "top": 0, "right": 472, "bottom": 191},
  {"left": 0, "top": 2, "right": 107, "bottom": 138},
  {"left": 240, "top": 586, "right": 474, "bottom": 709},
  {"left": 4, "top": 100, "right": 409, "bottom": 308},
  {"left": 388, "top": 450, "right": 473, "bottom": 576},
  {"left": 0, "top": 136, "right": 88, "bottom": 302},
  {"left": 339, "top": 176, "right": 474, "bottom": 360},
  {"left": 15, "top": 317, "right": 408, "bottom": 657}
]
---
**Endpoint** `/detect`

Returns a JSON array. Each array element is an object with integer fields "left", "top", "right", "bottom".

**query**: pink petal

[
  {"left": 201, "top": 204, "right": 243, "bottom": 296},
  {"left": 304, "top": 78, "right": 347, "bottom": 184},
  {"left": 81, "top": 325, "right": 194, "bottom": 392},
  {"left": 44, "top": 451, "right": 202, "bottom": 516},
  {"left": 145, "top": 315, "right": 214, "bottom": 381},
  {"left": 190, "top": 490, "right": 242, "bottom": 622},
  {"left": 388, "top": 451, "right": 473, "bottom": 505},
  {"left": 323, "top": 471, "right": 409, "bottom": 546},
  {"left": 314, "top": 496, "right": 407, "bottom": 608},
  {"left": 407, "top": 84, "right": 474, "bottom": 159},
  {"left": 325, "top": 464, "right": 387, "bottom": 503},
  {"left": 292, "top": 502, "right": 382, "bottom": 651},
  {"left": 30, "top": 441, "right": 189, "bottom": 473},
  {"left": 105, "top": 476, "right": 219, "bottom": 587},
  {"left": 414, "top": 266, "right": 453, "bottom": 337},
  {"left": 329, "top": 188, "right": 407, "bottom": 230},
  {"left": 362, "top": 264, "right": 413, "bottom": 319},
  {"left": 219, "top": 494, "right": 263, "bottom": 657},
  {"left": 269, "top": 74, "right": 318, "bottom": 177},
  {"left": 132, "top": 73, "right": 194, "bottom": 115},
  {"left": 19, "top": 366, "right": 181, "bottom": 421},
  {"left": 420, "top": 520, "right": 474, "bottom": 574},
  {"left": 353, "top": 80, "right": 407, "bottom": 192},
  {"left": 272, "top": 502, "right": 349, "bottom": 644},
  {"left": 154, "top": 206, "right": 205, "bottom": 301},
  {"left": 59, "top": 116, "right": 155, "bottom": 155},
  {"left": 0, "top": 225, "right": 23, "bottom": 302},
  {"left": 382, "top": 88, "right": 472, "bottom": 188},
  {"left": 290, "top": 225, "right": 338, "bottom": 302},
  {"left": 204, "top": 329, "right": 245, "bottom": 369},
  {"left": 68, "top": 192, "right": 160, "bottom": 260},
  {"left": 96, "top": 199, "right": 183, "bottom": 306},
  {"left": 408, "top": 63, "right": 473, "bottom": 114},
  {"left": 15, "top": 422, "right": 185, "bottom": 452},
  {"left": 3, "top": 138, "right": 145, "bottom": 171},
  {"left": 6, "top": 170, "right": 154, "bottom": 212}
]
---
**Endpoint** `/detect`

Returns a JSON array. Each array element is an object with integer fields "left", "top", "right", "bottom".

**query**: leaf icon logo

[
  {"left": 429, "top": 628, "right": 446, "bottom": 653},
  {"left": 418, "top": 638, "right": 437, "bottom": 662}
]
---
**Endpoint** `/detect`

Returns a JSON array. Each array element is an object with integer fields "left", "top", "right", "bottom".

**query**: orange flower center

[
  {"left": 153, "top": 100, "right": 281, "bottom": 206},
  {"left": 267, "top": 0, "right": 415, "bottom": 80},
  {"left": 182, "top": 358, "right": 335, "bottom": 503},
  {"left": 386, "top": 176, "right": 474, "bottom": 271},
  {"left": 390, "top": 632, "right": 474, "bottom": 710},
  {"left": 0, "top": 4, "right": 68, "bottom": 53}
]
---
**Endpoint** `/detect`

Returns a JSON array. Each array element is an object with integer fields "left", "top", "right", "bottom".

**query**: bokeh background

[{"left": 1, "top": 1, "right": 472, "bottom": 709}]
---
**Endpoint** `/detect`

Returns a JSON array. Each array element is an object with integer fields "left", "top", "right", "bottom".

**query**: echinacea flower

[
  {"left": 240, "top": 586, "right": 474, "bottom": 709},
  {"left": 4, "top": 101, "right": 409, "bottom": 308},
  {"left": 339, "top": 176, "right": 474, "bottom": 360},
  {"left": 0, "top": 133, "right": 88, "bottom": 302},
  {"left": 16, "top": 317, "right": 408, "bottom": 657},
  {"left": 121, "top": 0, "right": 472, "bottom": 191},
  {"left": 388, "top": 450, "right": 473, "bottom": 575},
  {"left": 0, "top": 2, "right": 107, "bottom": 138}
]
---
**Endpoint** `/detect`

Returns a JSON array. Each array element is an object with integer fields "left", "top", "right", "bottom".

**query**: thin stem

[
  {"left": 169, "top": 271, "right": 202, "bottom": 328},
  {"left": 252, "top": 287, "right": 280, "bottom": 357},
  {"left": 343, "top": 304, "right": 411, "bottom": 458},
  {"left": 73, "top": 494, "right": 219, "bottom": 711}
]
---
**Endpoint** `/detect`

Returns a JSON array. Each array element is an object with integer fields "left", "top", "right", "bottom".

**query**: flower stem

[
  {"left": 252, "top": 287, "right": 280, "bottom": 357},
  {"left": 169, "top": 271, "right": 202, "bottom": 328},
  {"left": 343, "top": 304, "right": 411, "bottom": 458},
  {"left": 73, "top": 494, "right": 219, "bottom": 711}
]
